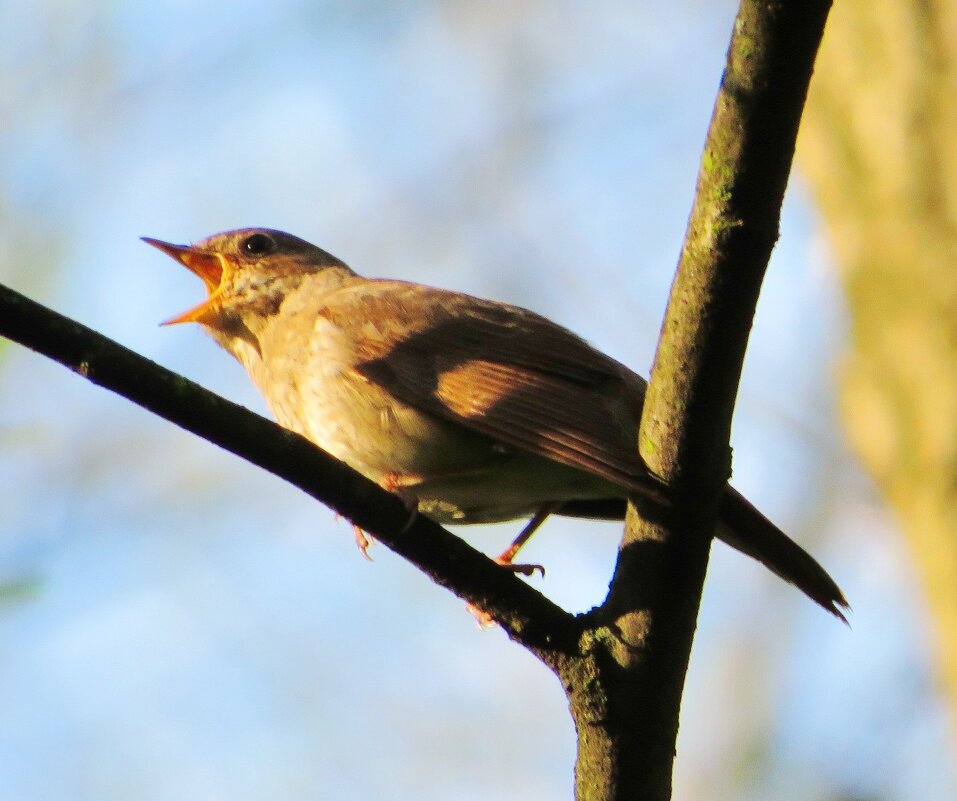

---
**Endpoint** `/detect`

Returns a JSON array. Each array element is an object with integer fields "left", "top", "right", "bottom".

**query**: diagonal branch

[{"left": 0, "top": 282, "right": 578, "bottom": 658}]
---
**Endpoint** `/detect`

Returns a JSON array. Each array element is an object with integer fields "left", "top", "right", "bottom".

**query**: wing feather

[{"left": 325, "top": 281, "right": 665, "bottom": 503}]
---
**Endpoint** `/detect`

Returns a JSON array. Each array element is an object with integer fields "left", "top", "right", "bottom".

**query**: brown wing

[
  {"left": 322, "top": 280, "right": 665, "bottom": 502},
  {"left": 320, "top": 279, "right": 850, "bottom": 619}
]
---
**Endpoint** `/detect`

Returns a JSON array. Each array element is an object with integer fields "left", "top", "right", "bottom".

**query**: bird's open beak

[{"left": 142, "top": 237, "right": 226, "bottom": 325}]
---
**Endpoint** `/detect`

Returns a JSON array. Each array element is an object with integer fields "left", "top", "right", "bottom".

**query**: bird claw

[
  {"left": 493, "top": 557, "right": 545, "bottom": 578},
  {"left": 465, "top": 554, "right": 546, "bottom": 629},
  {"left": 466, "top": 603, "right": 497, "bottom": 629},
  {"left": 379, "top": 473, "right": 421, "bottom": 534},
  {"left": 352, "top": 524, "right": 375, "bottom": 561},
  {"left": 399, "top": 505, "right": 419, "bottom": 534}
]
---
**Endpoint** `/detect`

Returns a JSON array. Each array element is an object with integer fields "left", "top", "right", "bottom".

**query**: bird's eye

[{"left": 242, "top": 233, "right": 275, "bottom": 256}]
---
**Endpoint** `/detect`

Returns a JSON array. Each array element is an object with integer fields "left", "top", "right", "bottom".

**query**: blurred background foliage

[
  {"left": 801, "top": 0, "right": 957, "bottom": 734},
  {"left": 0, "top": 2, "right": 953, "bottom": 800}
]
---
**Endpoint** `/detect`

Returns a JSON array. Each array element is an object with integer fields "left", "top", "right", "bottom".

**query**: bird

[{"left": 144, "top": 228, "right": 848, "bottom": 620}]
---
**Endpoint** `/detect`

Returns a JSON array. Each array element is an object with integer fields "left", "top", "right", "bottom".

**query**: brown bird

[{"left": 144, "top": 228, "right": 848, "bottom": 620}]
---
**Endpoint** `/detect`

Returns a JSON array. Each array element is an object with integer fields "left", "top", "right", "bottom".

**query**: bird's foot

[
  {"left": 465, "top": 553, "right": 546, "bottom": 628},
  {"left": 492, "top": 556, "right": 545, "bottom": 578},
  {"left": 379, "top": 473, "right": 421, "bottom": 533},
  {"left": 352, "top": 524, "right": 375, "bottom": 561},
  {"left": 398, "top": 497, "right": 419, "bottom": 534},
  {"left": 466, "top": 603, "right": 496, "bottom": 629}
]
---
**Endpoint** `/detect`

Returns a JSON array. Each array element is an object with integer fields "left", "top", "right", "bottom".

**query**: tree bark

[{"left": 569, "top": 1, "right": 833, "bottom": 797}]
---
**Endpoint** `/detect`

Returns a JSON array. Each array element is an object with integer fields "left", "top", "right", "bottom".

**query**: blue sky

[{"left": 0, "top": 2, "right": 954, "bottom": 800}]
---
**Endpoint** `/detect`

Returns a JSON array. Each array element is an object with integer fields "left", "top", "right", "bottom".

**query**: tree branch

[
  {"left": 0, "top": 282, "right": 579, "bottom": 658},
  {"left": 568, "top": 1, "right": 834, "bottom": 798}
]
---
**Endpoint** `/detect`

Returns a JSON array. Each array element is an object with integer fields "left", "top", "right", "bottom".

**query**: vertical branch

[{"left": 569, "top": 2, "right": 834, "bottom": 799}]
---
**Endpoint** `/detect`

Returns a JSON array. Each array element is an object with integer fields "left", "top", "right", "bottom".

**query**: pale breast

[{"left": 250, "top": 306, "right": 502, "bottom": 487}]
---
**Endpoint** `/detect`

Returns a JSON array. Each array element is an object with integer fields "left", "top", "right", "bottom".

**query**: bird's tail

[
  {"left": 558, "top": 492, "right": 849, "bottom": 621},
  {"left": 716, "top": 487, "right": 849, "bottom": 623}
]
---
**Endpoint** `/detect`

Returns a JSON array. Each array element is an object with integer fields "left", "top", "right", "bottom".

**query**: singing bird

[{"left": 144, "top": 228, "right": 848, "bottom": 620}]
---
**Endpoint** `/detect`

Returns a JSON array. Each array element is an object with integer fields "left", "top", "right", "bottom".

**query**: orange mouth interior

[{"left": 142, "top": 238, "right": 226, "bottom": 325}]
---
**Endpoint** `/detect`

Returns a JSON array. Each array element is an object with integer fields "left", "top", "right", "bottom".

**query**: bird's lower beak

[{"left": 142, "top": 237, "right": 226, "bottom": 325}]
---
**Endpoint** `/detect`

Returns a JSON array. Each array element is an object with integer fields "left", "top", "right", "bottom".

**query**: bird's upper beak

[{"left": 142, "top": 237, "right": 227, "bottom": 325}]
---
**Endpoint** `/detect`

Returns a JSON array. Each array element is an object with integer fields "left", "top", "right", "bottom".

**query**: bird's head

[{"left": 143, "top": 228, "right": 352, "bottom": 334}]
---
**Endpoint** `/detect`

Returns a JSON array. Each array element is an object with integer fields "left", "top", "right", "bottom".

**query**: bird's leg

[
  {"left": 491, "top": 503, "right": 558, "bottom": 577},
  {"left": 349, "top": 475, "right": 423, "bottom": 560},
  {"left": 466, "top": 503, "right": 557, "bottom": 628}
]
